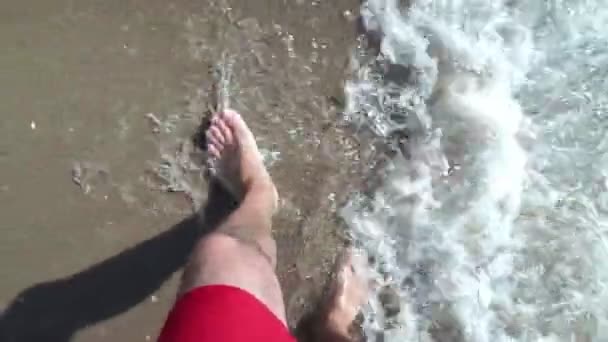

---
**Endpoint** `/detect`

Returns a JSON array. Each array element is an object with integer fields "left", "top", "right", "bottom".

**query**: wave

[{"left": 343, "top": 0, "right": 608, "bottom": 341}]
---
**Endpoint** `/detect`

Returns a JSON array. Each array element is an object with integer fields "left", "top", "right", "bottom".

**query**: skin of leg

[
  {"left": 175, "top": 109, "right": 366, "bottom": 339},
  {"left": 179, "top": 183, "right": 286, "bottom": 325},
  {"left": 216, "top": 183, "right": 278, "bottom": 267}
]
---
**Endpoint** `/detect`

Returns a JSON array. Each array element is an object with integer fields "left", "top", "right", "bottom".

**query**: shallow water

[{"left": 344, "top": 0, "right": 608, "bottom": 341}]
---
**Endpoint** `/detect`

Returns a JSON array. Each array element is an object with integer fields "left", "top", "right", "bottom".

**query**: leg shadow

[{"left": 0, "top": 180, "right": 237, "bottom": 342}]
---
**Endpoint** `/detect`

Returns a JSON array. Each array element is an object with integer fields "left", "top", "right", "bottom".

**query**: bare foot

[
  {"left": 317, "top": 249, "right": 368, "bottom": 341},
  {"left": 206, "top": 109, "right": 278, "bottom": 210}
]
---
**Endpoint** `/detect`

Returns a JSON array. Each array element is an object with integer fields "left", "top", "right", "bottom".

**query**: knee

[
  {"left": 195, "top": 232, "right": 277, "bottom": 268},
  {"left": 191, "top": 233, "right": 275, "bottom": 271},
  {"left": 184, "top": 233, "right": 275, "bottom": 290},
  {"left": 193, "top": 233, "right": 240, "bottom": 261}
]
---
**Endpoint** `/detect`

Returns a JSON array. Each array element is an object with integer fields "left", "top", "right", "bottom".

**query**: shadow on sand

[{"left": 0, "top": 180, "right": 237, "bottom": 342}]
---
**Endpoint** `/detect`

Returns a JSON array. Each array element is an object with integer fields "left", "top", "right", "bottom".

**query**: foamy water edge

[{"left": 343, "top": 1, "right": 608, "bottom": 341}]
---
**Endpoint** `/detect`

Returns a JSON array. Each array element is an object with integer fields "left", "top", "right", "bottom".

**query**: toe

[
  {"left": 206, "top": 130, "right": 223, "bottom": 150},
  {"left": 207, "top": 137, "right": 223, "bottom": 153},
  {"left": 219, "top": 109, "right": 239, "bottom": 119},
  {"left": 208, "top": 144, "right": 221, "bottom": 159},
  {"left": 223, "top": 110, "right": 257, "bottom": 147},
  {"left": 209, "top": 126, "right": 225, "bottom": 145},
  {"left": 217, "top": 119, "right": 234, "bottom": 146}
]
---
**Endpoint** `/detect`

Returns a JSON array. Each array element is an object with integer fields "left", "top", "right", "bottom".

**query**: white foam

[{"left": 344, "top": 0, "right": 608, "bottom": 340}]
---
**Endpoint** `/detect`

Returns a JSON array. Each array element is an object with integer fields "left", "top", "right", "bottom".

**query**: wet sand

[{"left": 0, "top": 0, "right": 365, "bottom": 340}]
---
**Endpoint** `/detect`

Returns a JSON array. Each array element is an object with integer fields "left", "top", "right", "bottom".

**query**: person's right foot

[
  {"left": 319, "top": 249, "right": 368, "bottom": 340},
  {"left": 206, "top": 109, "right": 278, "bottom": 210}
]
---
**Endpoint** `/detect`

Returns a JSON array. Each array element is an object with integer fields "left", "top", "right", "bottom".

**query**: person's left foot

[{"left": 206, "top": 109, "right": 278, "bottom": 211}]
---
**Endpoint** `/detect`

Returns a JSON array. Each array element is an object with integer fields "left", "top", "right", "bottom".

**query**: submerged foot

[
  {"left": 317, "top": 249, "right": 368, "bottom": 341},
  {"left": 206, "top": 109, "right": 278, "bottom": 210}
]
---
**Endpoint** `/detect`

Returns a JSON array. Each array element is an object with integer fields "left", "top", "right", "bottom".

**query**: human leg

[
  {"left": 163, "top": 109, "right": 367, "bottom": 341},
  {"left": 178, "top": 109, "right": 286, "bottom": 323}
]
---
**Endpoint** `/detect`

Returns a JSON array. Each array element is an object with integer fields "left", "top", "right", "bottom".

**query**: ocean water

[{"left": 343, "top": 0, "right": 608, "bottom": 341}]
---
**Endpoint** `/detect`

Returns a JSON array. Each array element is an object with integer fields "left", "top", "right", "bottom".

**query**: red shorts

[{"left": 159, "top": 285, "right": 296, "bottom": 342}]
